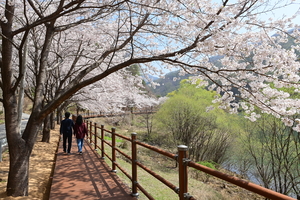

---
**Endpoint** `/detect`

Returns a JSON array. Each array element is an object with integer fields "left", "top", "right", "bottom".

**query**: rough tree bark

[
  {"left": 42, "top": 114, "right": 51, "bottom": 143},
  {"left": 50, "top": 112, "right": 55, "bottom": 130},
  {"left": 6, "top": 110, "right": 43, "bottom": 196}
]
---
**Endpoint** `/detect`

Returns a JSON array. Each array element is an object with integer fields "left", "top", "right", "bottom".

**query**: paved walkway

[{"left": 49, "top": 137, "right": 137, "bottom": 200}]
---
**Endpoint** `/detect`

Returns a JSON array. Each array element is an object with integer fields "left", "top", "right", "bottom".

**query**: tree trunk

[
  {"left": 50, "top": 112, "right": 55, "bottom": 129},
  {"left": 5, "top": 104, "right": 42, "bottom": 196},
  {"left": 76, "top": 105, "right": 80, "bottom": 116},
  {"left": 56, "top": 110, "right": 60, "bottom": 125},
  {"left": 7, "top": 123, "right": 41, "bottom": 196},
  {"left": 5, "top": 98, "right": 30, "bottom": 196},
  {"left": 7, "top": 143, "right": 30, "bottom": 196},
  {"left": 56, "top": 107, "right": 63, "bottom": 125},
  {"left": 42, "top": 114, "right": 51, "bottom": 143}
]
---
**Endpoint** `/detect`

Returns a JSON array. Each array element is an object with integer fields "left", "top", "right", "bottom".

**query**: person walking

[
  {"left": 73, "top": 115, "right": 88, "bottom": 154},
  {"left": 60, "top": 112, "right": 74, "bottom": 154}
]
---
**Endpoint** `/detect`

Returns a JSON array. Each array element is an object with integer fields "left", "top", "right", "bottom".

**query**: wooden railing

[{"left": 83, "top": 119, "right": 296, "bottom": 200}]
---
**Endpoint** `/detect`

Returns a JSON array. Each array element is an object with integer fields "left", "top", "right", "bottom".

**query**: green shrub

[
  {"left": 193, "top": 161, "right": 217, "bottom": 182},
  {"left": 197, "top": 160, "right": 217, "bottom": 170}
]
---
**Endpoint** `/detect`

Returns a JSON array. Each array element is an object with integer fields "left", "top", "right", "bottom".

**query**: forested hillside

[{"left": 149, "top": 70, "right": 190, "bottom": 97}]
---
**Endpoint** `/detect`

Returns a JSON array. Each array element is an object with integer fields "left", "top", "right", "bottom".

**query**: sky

[{"left": 261, "top": 1, "right": 300, "bottom": 25}]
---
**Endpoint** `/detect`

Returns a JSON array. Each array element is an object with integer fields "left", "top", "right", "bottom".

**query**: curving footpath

[{"left": 49, "top": 137, "right": 137, "bottom": 200}]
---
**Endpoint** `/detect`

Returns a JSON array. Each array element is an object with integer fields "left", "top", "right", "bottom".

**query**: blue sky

[{"left": 260, "top": 1, "right": 300, "bottom": 24}]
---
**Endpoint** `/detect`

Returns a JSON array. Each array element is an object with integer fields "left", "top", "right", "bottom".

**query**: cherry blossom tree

[
  {"left": 1, "top": 0, "right": 300, "bottom": 197},
  {"left": 72, "top": 71, "right": 158, "bottom": 113},
  {"left": 23, "top": 17, "right": 159, "bottom": 141}
]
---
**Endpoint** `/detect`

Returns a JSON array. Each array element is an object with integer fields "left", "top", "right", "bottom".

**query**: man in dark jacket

[{"left": 60, "top": 112, "right": 74, "bottom": 154}]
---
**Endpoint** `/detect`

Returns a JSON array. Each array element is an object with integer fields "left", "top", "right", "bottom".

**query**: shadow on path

[{"left": 49, "top": 137, "right": 136, "bottom": 200}]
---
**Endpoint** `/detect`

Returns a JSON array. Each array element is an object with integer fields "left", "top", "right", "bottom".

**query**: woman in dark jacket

[{"left": 73, "top": 115, "right": 88, "bottom": 154}]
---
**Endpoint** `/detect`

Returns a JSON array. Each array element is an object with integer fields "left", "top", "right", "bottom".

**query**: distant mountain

[
  {"left": 147, "top": 74, "right": 159, "bottom": 81},
  {"left": 142, "top": 74, "right": 158, "bottom": 83},
  {"left": 148, "top": 70, "right": 191, "bottom": 97}
]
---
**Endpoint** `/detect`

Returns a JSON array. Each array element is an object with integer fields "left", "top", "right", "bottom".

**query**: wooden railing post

[
  {"left": 111, "top": 128, "right": 117, "bottom": 172},
  {"left": 85, "top": 120, "right": 88, "bottom": 135},
  {"left": 89, "top": 121, "right": 92, "bottom": 144},
  {"left": 101, "top": 125, "right": 105, "bottom": 159},
  {"left": 178, "top": 145, "right": 188, "bottom": 200},
  {"left": 94, "top": 123, "right": 97, "bottom": 150},
  {"left": 131, "top": 132, "right": 139, "bottom": 197}
]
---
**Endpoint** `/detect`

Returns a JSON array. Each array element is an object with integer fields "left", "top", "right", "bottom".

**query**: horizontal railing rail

[{"left": 82, "top": 117, "right": 296, "bottom": 200}]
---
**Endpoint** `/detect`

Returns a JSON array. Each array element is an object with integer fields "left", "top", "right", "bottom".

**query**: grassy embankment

[{"left": 89, "top": 115, "right": 264, "bottom": 200}]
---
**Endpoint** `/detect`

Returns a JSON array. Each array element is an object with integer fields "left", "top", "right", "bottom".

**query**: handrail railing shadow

[{"left": 82, "top": 117, "right": 295, "bottom": 200}]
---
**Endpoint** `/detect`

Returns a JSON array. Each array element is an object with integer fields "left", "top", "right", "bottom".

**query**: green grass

[
  {"left": 95, "top": 140, "right": 231, "bottom": 200},
  {"left": 104, "top": 136, "right": 123, "bottom": 143}
]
